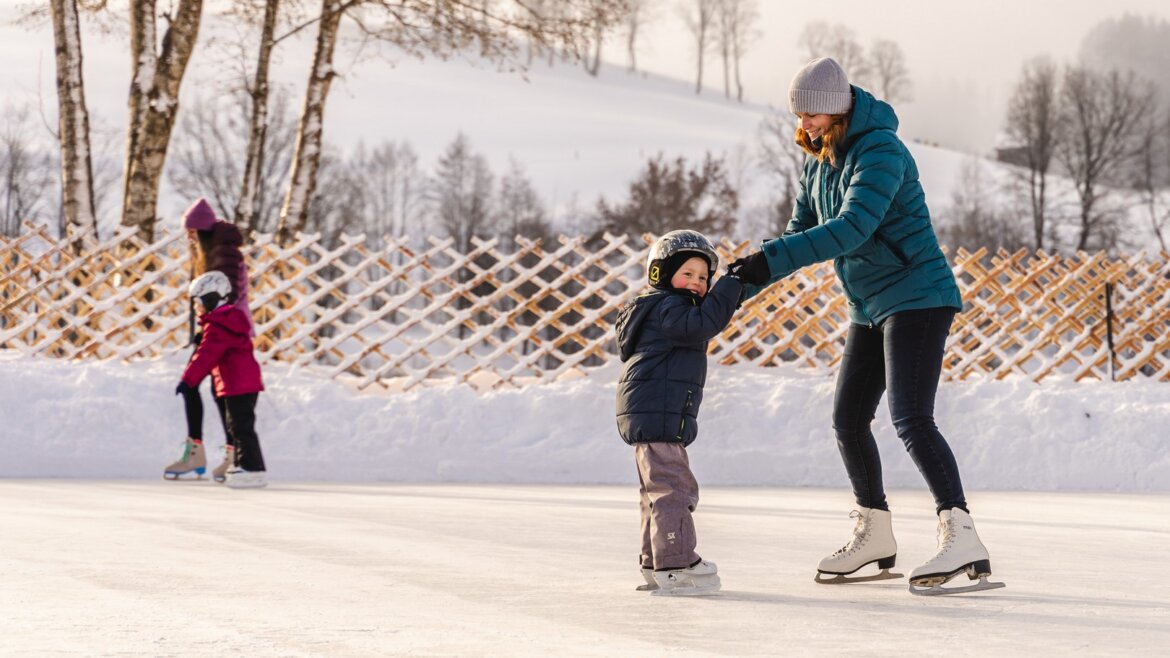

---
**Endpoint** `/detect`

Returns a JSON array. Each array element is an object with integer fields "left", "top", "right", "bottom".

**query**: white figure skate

[
  {"left": 909, "top": 508, "right": 1005, "bottom": 596},
  {"left": 651, "top": 560, "right": 721, "bottom": 596},
  {"left": 224, "top": 466, "right": 268, "bottom": 489},
  {"left": 636, "top": 567, "right": 659, "bottom": 591},
  {"left": 815, "top": 507, "right": 903, "bottom": 584}
]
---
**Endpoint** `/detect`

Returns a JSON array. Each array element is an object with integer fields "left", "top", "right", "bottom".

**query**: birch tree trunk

[
  {"left": 276, "top": 0, "right": 345, "bottom": 244},
  {"left": 121, "top": 0, "right": 203, "bottom": 243},
  {"left": 49, "top": 0, "right": 98, "bottom": 242},
  {"left": 236, "top": 0, "right": 280, "bottom": 234}
]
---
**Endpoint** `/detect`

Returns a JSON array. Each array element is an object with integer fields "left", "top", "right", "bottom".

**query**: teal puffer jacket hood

[{"left": 749, "top": 86, "right": 961, "bottom": 326}]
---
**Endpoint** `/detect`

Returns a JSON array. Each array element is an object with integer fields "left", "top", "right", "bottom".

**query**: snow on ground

[
  {"left": 0, "top": 481, "right": 1166, "bottom": 657},
  {"left": 1, "top": 351, "right": 1167, "bottom": 492},
  {"left": 3, "top": 354, "right": 1169, "bottom": 655}
]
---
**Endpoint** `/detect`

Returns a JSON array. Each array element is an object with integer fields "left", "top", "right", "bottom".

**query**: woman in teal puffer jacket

[{"left": 729, "top": 58, "right": 1002, "bottom": 595}]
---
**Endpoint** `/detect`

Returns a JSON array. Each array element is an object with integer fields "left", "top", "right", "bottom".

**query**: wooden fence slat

[{"left": 3, "top": 227, "right": 1168, "bottom": 389}]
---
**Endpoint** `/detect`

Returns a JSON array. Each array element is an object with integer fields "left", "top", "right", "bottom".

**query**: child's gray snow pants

[{"left": 635, "top": 442, "right": 701, "bottom": 571}]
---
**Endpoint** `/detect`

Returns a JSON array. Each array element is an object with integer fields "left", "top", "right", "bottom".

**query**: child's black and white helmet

[
  {"left": 646, "top": 230, "right": 719, "bottom": 290},
  {"left": 189, "top": 271, "right": 232, "bottom": 311}
]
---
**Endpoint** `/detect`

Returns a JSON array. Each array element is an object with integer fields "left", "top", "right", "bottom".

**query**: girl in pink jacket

[
  {"left": 167, "top": 198, "right": 254, "bottom": 483},
  {"left": 170, "top": 271, "right": 268, "bottom": 489}
]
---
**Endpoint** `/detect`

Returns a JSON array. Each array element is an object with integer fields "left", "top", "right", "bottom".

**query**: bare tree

[
  {"left": 306, "top": 148, "right": 366, "bottom": 246},
  {"left": 277, "top": 0, "right": 348, "bottom": 245},
  {"left": 230, "top": 0, "right": 286, "bottom": 234},
  {"left": 434, "top": 133, "right": 496, "bottom": 252},
  {"left": 937, "top": 158, "right": 1026, "bottom": 252},
  {"left": 276, "top": 0, "right": 626, "bottom": 244},
  {"left": 0, "top": 105, "right": 57, "bottom": 237},
  {"left": 622, "top": 0, "right": 656, "bottom": 72},
  {"left": 49, "top": 0, "right": 99, "bottom": 241},
  {"left": 167, "top": 87, "right": 297, "bottom": 235},
  {"left": 1005, "top": 57, "right": 1062, "bottom": 250},
  {"left": 756, "top": 111, "right": 805, "bottom": 237},
  {"left": 868, "top": 39, "right": 911, "bottom": 104},
  {"left": 597, "top": 152, "right": 739, "bottom": 236},
  {"left": 679, "top": 0, "right": 718, "bottom": 95},
  {"left": 122, "top": 0, "right": 204, "bottom": 242},
  {"left": 1056, "top": 66, "right": 1156, "bottom": 251},
  {"left": 1080, "top": 14, "right": 1170, "bottom": 110},
  {"left": 1134, "top": 108, "right": 1170, "bottom": 252},
  {"left": 349, "top": 139, "right": 431, "bottom": 239},
  {"left": 796, "top": 21, "right": 869, "bottom": 86},
  {"left": 497, "top": 158, "right": 550, "bottom": 246},
  {"left": 433, "top": 133, "right": 496, "bottom": 338},
  {"left": 712, "top": 0, "right": 758, "bottom": 102},
  {"left": 167, "top": 95, "right": 241, "bottom": 218},
  {"left": 584, "top": 12, "right": 603, "bottom": 76}
]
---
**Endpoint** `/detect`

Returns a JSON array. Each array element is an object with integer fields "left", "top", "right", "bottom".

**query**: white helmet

[
  {"left": 646, "top": 230, "right": 719, "bottom": 290},
  {"left": 189, "top": 271, "right": 232, "bottom": 310}
]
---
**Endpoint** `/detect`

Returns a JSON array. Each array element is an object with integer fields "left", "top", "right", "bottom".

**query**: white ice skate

[
  {"left": 909, "top": 508, "right": 1005, "bottom": 596},
  {"left": 212, "top": 445, "right": 235, "bottom": 484},
  {"left": 815, "top": 507, "right": 903, "bottom": 584},
  {"left": 636, "top": 567, "right": 659, "bottom": 591},
  {"left": 650, "top": 560, "right": 721, "bottom": 596},
  {"left": 163, "top": 438, "right": 207, "bottom": 480},
  {"left": 224, "top": 467, "right": 268, "bottom": 489}
]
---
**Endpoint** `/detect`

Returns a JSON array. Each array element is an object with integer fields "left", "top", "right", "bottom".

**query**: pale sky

[
  {"left": 633, "top": 0, "right": 1170, "bottom": 151},
  {"left": 3, "top": 0, "right": 1169, "bottom": 155}
]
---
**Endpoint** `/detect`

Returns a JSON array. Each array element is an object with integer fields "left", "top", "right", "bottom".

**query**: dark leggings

[
  {"left": 224, "top": 393, "right": 265, "bottom": 472},
  {"left": 182, "top": 384, "right": 231, "bottom": 444},
  {"left": 831, "top": 307, "right": 967, "bottom": 514},
  {"left": 182, "top": 345, "right": 233, "bottom": 445}
]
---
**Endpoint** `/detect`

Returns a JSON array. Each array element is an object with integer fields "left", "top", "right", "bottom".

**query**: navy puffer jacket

[{"left": 615, "top": 276, "right": 742, "bottom": 446}]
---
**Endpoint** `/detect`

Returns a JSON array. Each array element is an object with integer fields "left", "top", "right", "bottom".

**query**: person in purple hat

[{"left": 163, "top": 198, "right": 257, "bottom": 483}]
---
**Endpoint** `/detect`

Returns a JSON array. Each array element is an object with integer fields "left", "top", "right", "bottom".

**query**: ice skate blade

[
  {"left": 650, "top": 574, "right": 721, "bottom": 597},
  {"left": 649, "top": 584, "right": 721, "bottom": 597},
  {"left": 909, "top": 575, "right": 1006, "bottom": 596},
  {"left": 815, "top": 568, "right": 903, "bottom": 584},
  {"left": 163, "top": 472, "right": 204, "bottom": 481},
  {"left": 635, "top": 583, "right": 659, "bottom": 592}
]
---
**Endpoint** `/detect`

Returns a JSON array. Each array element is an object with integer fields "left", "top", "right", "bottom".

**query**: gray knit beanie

[{"left": 789, "top": 57, "right": 852, "bottom": 115}]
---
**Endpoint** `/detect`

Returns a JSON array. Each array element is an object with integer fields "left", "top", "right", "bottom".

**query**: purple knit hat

[{"left": 182, "top": 198, "right": 217, "bottom": 230}]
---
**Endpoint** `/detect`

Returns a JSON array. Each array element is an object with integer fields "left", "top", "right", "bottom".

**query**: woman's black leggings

[{"left": 832, "top": 308, "right": 966, "bottom": 514}]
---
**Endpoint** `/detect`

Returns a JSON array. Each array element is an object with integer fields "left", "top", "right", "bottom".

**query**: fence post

[{"left": 1104, "top": 281, "right": 1115, "bottom": 382}]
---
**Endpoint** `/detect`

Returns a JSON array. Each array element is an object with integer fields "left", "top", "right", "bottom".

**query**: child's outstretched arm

[
  {"left": 180, "top": 324, "right": 229, "bottom": 387},
  {"left": 657, "top": 276, "right": 744, "bottom": 345}
]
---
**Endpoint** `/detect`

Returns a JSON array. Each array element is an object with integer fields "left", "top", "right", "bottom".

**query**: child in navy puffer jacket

[{"left": 615, "top": 230, "right": 743, "bottom": 596}]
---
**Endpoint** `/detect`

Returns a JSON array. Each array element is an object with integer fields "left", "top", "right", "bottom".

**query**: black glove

[
  {"left": 192, "top": 331, "right": 203, "bottom": 347},
  {"left": 175, "top": 381, "right": 193, "bottom": 396},
  {"left": 726, "top": 251, "right": 771, "bottom": 286}
]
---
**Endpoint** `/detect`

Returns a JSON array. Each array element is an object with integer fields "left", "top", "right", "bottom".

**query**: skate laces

[
  {"left": 935, "top": 518, "right": 957, "bottom": 552},
  {"left": 833, "top": 510, "right": 869, "bottom": 556}
]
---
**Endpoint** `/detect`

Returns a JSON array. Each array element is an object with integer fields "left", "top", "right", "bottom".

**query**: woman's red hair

[{"left": 794, "top": 115, "right": 850, "bottom": 168}]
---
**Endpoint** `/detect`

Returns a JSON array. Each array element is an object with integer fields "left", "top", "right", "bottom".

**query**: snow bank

[{"left": 2, "top": 351, "right": 1166, "bottom": 491}]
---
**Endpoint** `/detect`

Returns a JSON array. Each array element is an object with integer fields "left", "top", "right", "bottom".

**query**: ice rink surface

[{"left": 1, "top": 481, "right": 1166, "bottom": 657}]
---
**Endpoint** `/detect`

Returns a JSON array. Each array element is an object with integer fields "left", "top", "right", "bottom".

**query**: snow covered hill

[{"left": 297, "top": 54, "right": 980, "bottom": 232}]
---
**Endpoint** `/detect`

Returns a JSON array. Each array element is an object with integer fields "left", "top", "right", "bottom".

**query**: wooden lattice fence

[{"left": 2, "top": 225, "right": 1168, "bottom": 389}]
